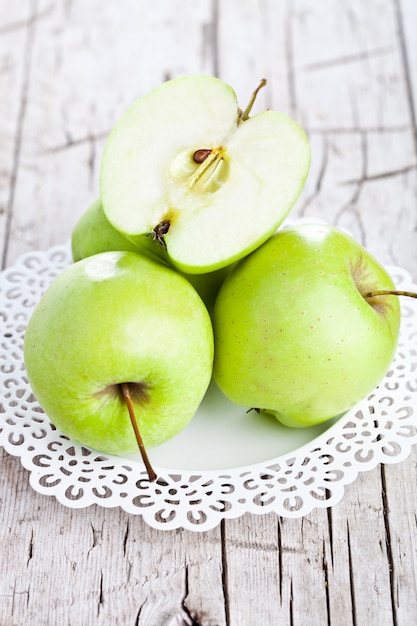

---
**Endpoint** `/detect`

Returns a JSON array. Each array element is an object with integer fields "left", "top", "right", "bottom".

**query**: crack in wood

[
  {"left": 285, "top": 3, "right": 297, "bottom": 118},
  {"left": 326, "top": 497, "right": 334, "bottom": 568},
  {"left": 64, "top": 0, "right": 74, "bottom": 19},
  {"left": 308, "top": 126, "right": 411, "bottom": 134},
  {"left": 340, "top": 163, "right": 417, "bottom": 185},
  {"left": 220, "top": 520, "right": 231, "bottom": 626},
  {"left": 90, "top": 522, "right": 98, "bottom": 551},
  {"left": 64, "top": 552, "right": 77, "bottom": 572},
  {"left": 380, "top": 465, "right": 399, "bottom": 626},
  {"left": 134, "top": 600, "right": 146, "bottom": 626},
  {"left": 0, "top": 3, "right": 53, "bottom": 36},
  {"left": 322, "top": 540, "right": 331, "bottom": 626},
  {"left": 9, "top": 581, "right": 31, "bottom": 615},
  {"left": 278, "top": 517, "right": 283, "bottom": 603},
  {"left": 1, "top": 0, "right": 38, "bottom": 271},
  {"left": 41, "top": 130, "right": 110, "bottom": 154},
  {"left": 393, "top": 0, "right": 417, "bottom": 158},
  {"left": 347, "top": 521, "right": 357, "bottom": 626},
  {"left": 88, "top": 521, "right": 104, "bottom": 558},
  {"left": 303, "top": 45, "right": 395, "bottom": 72},
  {"left": 210, "top": 0, "right": 219, "bottom": 78},
  {"left": 300, "top": 133, "right": 329, "bottom": 215},
  {"left": 88, "top": 136, "right": 96, "bottom": 191},
  {"left": 123, "top": 520, "right": 130, "bottom": 556},
  {"left": 217, "top": 535, "right": 280, "bottom": 554},
  {"left": 97, "top": 570, "right": 104, "bottom": 617},
  {"left": 334, "top": 131, "right": 368, "bottom": 246},
  {"left": 26, "top": 529, "right": 34, "bottom": 567},
  {"left": 181, "top": 565, "right": 204, "bottom": 626}
]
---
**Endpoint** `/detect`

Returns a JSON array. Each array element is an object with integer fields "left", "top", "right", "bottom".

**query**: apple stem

[
  {"left": 364, "top": 289, "right": 417, "bottom": 300},
  {"left": 120, "top": 383, "right": 157, "bottom": 482},
  {"left": 240, "top": 78, "right": 267, "bottom": 122}
]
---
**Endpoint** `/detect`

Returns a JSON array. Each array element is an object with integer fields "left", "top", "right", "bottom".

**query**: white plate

[{"left": 1, "top": 240, "right": 416, "bottom": 531}]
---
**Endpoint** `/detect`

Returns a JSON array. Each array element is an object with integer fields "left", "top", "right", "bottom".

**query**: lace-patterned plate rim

[{"left": 1, "top": 234, "right": 416, "bottom": 531}]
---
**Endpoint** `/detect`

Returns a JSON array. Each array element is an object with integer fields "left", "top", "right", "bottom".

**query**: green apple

[
  {"left": 71, "top": 198, "right": 229, "bottom": 311},
  {"left": 71, "top": 198, "right": 143, "bottom": 261},
  {"left": 183, "top": 266, "right": 231, "bottom": 312},
  {"left": 71, "top": 198, "right": 170, "bottom": 266},
  {"left": 213, "top": 222, "right": 402, "bottom": 428},
  {"left": 100, "top": 75, "right": 310, "bottom": 274},
  {"left": 24, "top": 251, "right": 214, "bottom": 478}
]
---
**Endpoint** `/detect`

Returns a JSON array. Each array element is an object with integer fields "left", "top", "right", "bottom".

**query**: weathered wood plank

[
  {"left": 216, "top": 0, "right": 292, "bottom": 115},
  {"left": 220, "top": 513, "right": 283, "bottom": 624},
  {"left": 0, "top": 0, "right": 33, "bottom": 267},
  {"left": 219, "top": 1, "right": 417, "bottom": 624},
  {"left": 279, "top": 512, "right": 333, "bottom": 625},
  {"left": 290, "top": 5, "right": 417, "bottom": 626},
  {"left": 291, "top": 0, "right": 409, "bottom": 131},
  {"left": 328, "top": 471, "right": 397, "bottom": 626},
  {"left": 4, "top": 0, "right": 216, "bottom": 265},
  {"left": 398, "top": 0, "right": 417, "bottom": 135},
  {"left": 0, "top": 3, "right": 226, "bottom": 626},
  {"left": 0, "top": 443, "right": 226, "bottom": 625},
  {"left": 380, "top": 457, "right": 417, "bottom": 623},
  {"left": 1, "top": 1, "right": 417, "bottom": 625}
]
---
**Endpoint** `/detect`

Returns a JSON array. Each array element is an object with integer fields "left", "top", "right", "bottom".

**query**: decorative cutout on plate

[{"left": 1, "top": 244, "right": 416, "bottom": 531}]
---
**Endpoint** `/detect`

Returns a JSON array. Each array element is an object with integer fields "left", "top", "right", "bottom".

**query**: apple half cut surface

[{"left": 100, "top": 75, "right": 311, "bottom": 273}]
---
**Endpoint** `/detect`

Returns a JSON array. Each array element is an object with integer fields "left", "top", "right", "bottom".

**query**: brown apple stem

[
  {"left": 240, "top": 78, "right": 267, "bottom": 121},
  {"left": 364, "top": 289, "right": 417, "bottom": 300},
  {"left": 120, "top": 383, "right": 157, "bottom": 482}
]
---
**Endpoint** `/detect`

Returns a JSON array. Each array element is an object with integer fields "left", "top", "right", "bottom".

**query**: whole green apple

[
  {"left": 71, "top": 198, "right": 143, "bottom": 261},
  {"left": 71, "top": 198, "right": 230, "bottom": 311},
  {"left": 213, "top": 223, "right": 402, "bottom": 428},
  {"left": 24, "top": 251, "right": 214, "bottom": 475},
  {"left": 100, "top": 75, "right": 310, "bottom": 273}
]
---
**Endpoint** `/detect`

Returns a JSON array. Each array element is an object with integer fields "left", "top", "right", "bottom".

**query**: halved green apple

[{"left": 100, "top": 75, "right": 310, "bottom": 273}]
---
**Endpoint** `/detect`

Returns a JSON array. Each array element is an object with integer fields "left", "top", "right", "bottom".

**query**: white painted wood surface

[{"left": 1, "top": 1, "right": 416, "bottom": 624}]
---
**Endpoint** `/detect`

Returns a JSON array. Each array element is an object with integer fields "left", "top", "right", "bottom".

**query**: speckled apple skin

[
  {"left": 24, "top": 251, "right": 214, "bottom": 454},
  {"left": 213, "top": 223, "right": 401, "bottom": 427}
]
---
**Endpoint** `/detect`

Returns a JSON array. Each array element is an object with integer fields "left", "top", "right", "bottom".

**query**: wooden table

[{"left": 1, "top": 1, "right": 416, "bottom": 624}]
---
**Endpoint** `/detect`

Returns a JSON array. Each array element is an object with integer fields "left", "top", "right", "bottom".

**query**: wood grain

[{"left": 1, "top": 1, "right": 416, "bottom": 624}]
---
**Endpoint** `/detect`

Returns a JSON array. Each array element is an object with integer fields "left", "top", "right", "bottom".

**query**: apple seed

[
  {"left": 193, "top": 149, "right": 212, "bottom": 164},
  {"left": 187, "top": 148, "right": 224, "bottom": 191}
]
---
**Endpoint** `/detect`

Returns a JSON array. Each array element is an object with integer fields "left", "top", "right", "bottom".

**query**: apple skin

[
  {"left": 212, "top": 223, "right": 401, "bottom": 428},
  {"left": 72, "top": 198, "right": 168, "bottom": 265},
  {"left": 71, "top": 198, "right": 143, "bottom": 261},
  {"left": 71, "top": 198, "right": 229, "bottom": 311},
  {"left": 24, "top": 251, "right": 214, "bottom": 455}
]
